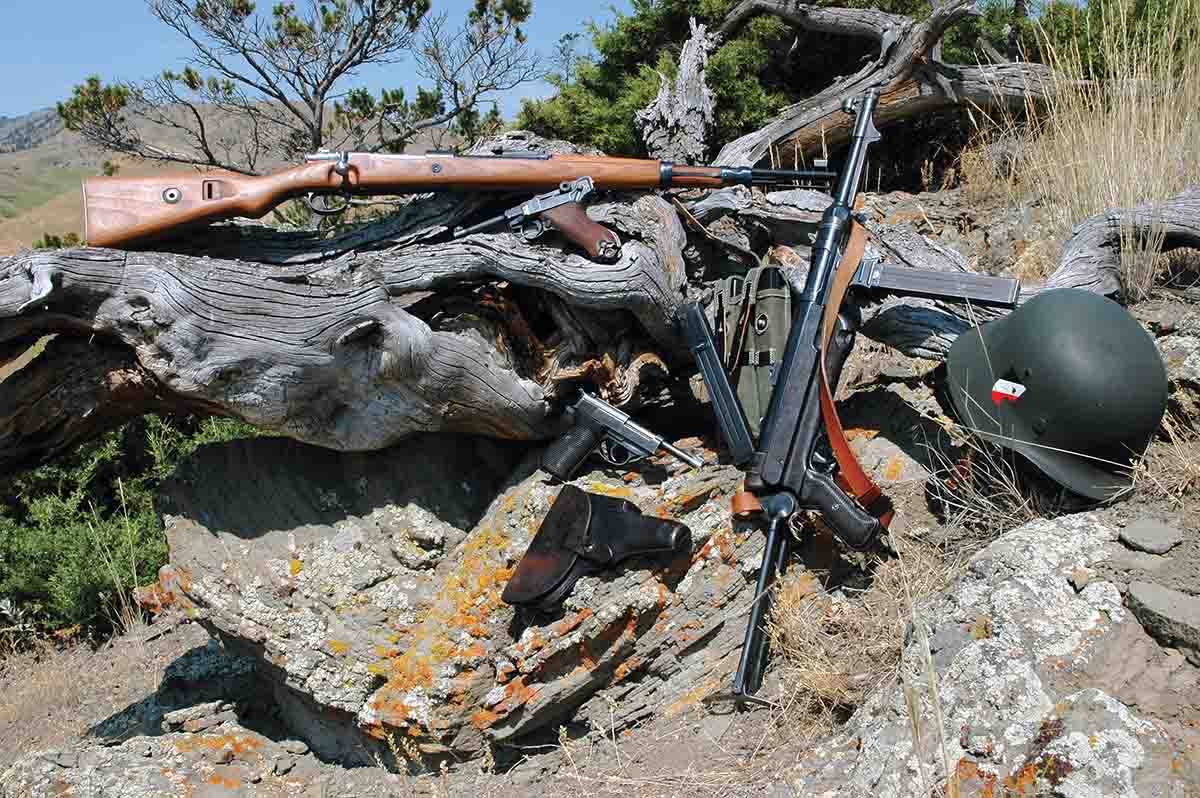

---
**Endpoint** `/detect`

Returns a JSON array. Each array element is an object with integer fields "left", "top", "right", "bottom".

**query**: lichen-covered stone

[
  {"left": 772, "top": 512, "right": 1194, "bottom": 797},
  {"left": 5, "top": 717, "right": 324, "bottom": 798},
  {"left": 148, "top": 433, "right": 765, "bottom": 764},
  {"left": 1119, "top": 517, "right": 1185, "bottom": 555}
]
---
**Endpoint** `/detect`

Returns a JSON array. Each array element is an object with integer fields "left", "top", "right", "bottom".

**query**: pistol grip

[
  {"left": 543, "top": 203, "right": 621, "bottom": 263},
  {"left": 542, "top": 425, "right": 600, "bottom": 481}
]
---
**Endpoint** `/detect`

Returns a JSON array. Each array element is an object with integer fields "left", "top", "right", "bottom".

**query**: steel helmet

[{"left": 944, "top": 288, "right": 1167, "bottom": 500}]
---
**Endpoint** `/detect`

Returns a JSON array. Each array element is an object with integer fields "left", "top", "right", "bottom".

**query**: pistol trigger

[
  {"left": 520, "top": 218, "right": 547, "bottom": 241},
  {"left": 598, "top": 439, "right": 635, "bottom": 467}
]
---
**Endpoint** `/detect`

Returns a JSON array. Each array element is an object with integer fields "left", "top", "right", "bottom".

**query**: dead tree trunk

[
  {"left": 635, "top": 18, "right": 717, "bottom": 163},
  {"left": 712, "top": 0, "right": 1056, "bottom": 166}
]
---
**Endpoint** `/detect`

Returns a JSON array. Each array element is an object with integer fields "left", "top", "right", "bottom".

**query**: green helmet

[{"left": 944, "top": 288, "right": 1167, "bottom": 500}]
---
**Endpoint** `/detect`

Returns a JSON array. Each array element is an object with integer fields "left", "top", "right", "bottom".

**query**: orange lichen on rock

[
  {"left": 470, "top": 708, "right": 500, "bottom": 730},
  {"left": 499, "top": 676, "right": 539, "bottom": 710},
  {"left": 327, "top": 639, "right": 351, "bottom": 656},
  {"left": 665, "top": 679, "right": 720, "bottom": 717},
  {"left": 370, "top": 693, "right": 416, "bottom": 725},
  {"left": 844, "top": 428, "right": 879, "bottom": 441},
  {"left": 585, "top": 482, "right": 636, "bottom": 500},
  {"left": 946, "top": 759, "right": 997, "bottom": 798},
  {"left": 696, "top": 527, "right": 737, "bottom": 564},
  {"left": 554, "top": 609, "right": 593, "bottom": 637},
  {"left": 496, "top": 662, "right": 515, "bottom": 683},
  {"left": 883, "top": 456, "right": 905, "bottom": 481},
  {"left": 621, "top": 612, "right": 639, "bottom": 641},
  {"left": 579, "top": 641, "right": 598, "bottom": 671},
  {"left": 654, "top": 485, "right": 718, "bottom": 517},
  {"left": 174, "top": 734, "right": 263, "bottom": 758},
  {"left": 207, "top": 773, "right": 241, "bottom": 789},
  {"left": 613, "top": 657, "right": 641, "bottom": 683},
  {"left": 374, "top": 497, "right": 523, "bottom": 697}
]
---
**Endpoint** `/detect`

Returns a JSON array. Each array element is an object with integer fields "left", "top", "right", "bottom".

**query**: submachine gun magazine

[{"left": 681, "top": 89, "right": 1022, "bottom": 708}]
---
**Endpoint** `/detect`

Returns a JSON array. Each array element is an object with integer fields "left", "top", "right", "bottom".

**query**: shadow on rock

[
  {"left": 88, "top": 638, "right": 265, "bottom": 745},
  {"left": 159, "top": 433, "right": 527, "bottom": 542}
]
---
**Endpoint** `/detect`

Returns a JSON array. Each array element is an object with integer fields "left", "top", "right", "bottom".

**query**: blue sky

[{"left": 1, "top": 0, "right": 631, "bottom": 118}]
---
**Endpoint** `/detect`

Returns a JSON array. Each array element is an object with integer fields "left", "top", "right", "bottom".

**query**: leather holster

[{"left": 502, "top": 485, "right": 691, "bottom": 610}]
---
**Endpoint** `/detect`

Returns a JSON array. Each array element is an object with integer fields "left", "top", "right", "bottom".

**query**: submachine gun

[{"left": 682, "top": 89, "right": 1021, "bottom": 705}]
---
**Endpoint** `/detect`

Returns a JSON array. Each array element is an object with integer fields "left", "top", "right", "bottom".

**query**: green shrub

[
  {"left": 0, "top": 415, "right": 261, "bottom": 641},
  {"left": 32, "top": 232, "right": 81, "bottom": 249}
]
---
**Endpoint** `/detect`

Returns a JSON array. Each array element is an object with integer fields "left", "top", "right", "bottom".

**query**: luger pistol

[{"left": 81, "top": 149, "right": 834, "bottom": 258}]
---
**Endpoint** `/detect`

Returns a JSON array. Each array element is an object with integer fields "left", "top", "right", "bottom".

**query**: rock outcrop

[
  {"left": 144, "top": 432, "right": 764, "bottom": 767},
  {"left": 771, "top": 512, "right": 1200, "bottom": 797}
]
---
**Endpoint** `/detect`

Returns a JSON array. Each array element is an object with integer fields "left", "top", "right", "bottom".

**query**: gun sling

[
  {"left": 730, "top": 220, "right": 894, "bottom": 527},
  {"left": 817, "top": 220, "right": 894, "bottom": 526}
]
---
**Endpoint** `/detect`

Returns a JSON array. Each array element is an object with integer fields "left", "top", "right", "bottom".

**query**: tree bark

[
  {"left": 635, "top": 18, "right": 717, "bottom": 163},
  {"left": 3, "top": 143, "right": 1182, "bottom": 472},
  {"left": 713, "top": 0, "right": 1055, "bottom": 167},
  {"left": 1050, "top": 186, "right": 1200, "bottom": 297}
]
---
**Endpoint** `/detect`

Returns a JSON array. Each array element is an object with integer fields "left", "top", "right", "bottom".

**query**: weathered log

[
  {"left": 1050, "top": 186, "right": 1200, "bottom": 297},
  {"left": 0, "top": 200, "right": 686, "bottom": 460},
  {"left": 0, "top": 335, "right": 215, "bottom": 474},
  {"left": 635, "top": 18, "right": 717, "bottom": 163},
  {"left": 712, "top": 0, "right": 1055, "bottom": 167},
  {"left": 1, "top": 168, "right": 1170, "bottom": 471}
]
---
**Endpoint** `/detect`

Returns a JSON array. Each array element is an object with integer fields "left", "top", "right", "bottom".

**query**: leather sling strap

[{"left": 818, "top": 220, "right": 894, "bottom": 528}]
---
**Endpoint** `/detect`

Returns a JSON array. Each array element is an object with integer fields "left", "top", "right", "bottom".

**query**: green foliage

[
  {"left": 0, "top": 415, "right": 261, "bottom": 638},
  {"left": 32, "top": 232, "right": 81, "bottom": 250},
  {"left": 452, "top": 103, "right": 506, "bottom": 145},
  {"left": 941, "top": 0, "right": 1036, "bottom": 63},
  {"left": 516, "top": 1, "right": 797, "bottom": 157},
  {"left": 57, "top": 75, "right": 131, "bottom": 134}
]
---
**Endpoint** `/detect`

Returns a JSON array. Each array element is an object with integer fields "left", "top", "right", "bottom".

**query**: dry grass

[
  {"left": 1130, "top": 412, "right": 1200, "bottom": 503},
  {"left": 921, "top": 424, "right": 1047, "bottom": 540},
  {"left": 0, "top": 619, "right": 160, "bottom": 771},
  {"left": 0, "top": 336, "right": 51, "bottom": 384},
  {"left": 987, "top": 0, "right": 1200, "bottom": 298},
  {"left": 766, "top": 532, "right": 959, "bottom": 744}
]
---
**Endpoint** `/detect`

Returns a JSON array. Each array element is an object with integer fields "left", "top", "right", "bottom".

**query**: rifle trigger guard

[{"left": 304, "top": 191, "right": 351, "bottom": 217}]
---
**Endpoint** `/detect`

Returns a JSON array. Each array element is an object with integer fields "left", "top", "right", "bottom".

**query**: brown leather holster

[{"left": 502, "top": 485, "right": 690, "bottom": 610}]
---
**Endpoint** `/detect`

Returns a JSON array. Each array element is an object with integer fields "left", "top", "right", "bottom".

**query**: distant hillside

[{"left": 0, "top": 109, "right": 63, "bottom": 155}]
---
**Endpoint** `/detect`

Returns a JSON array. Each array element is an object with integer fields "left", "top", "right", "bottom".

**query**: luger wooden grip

[{"left": 543, "top": 203, "right": 621, "bottom": 263}]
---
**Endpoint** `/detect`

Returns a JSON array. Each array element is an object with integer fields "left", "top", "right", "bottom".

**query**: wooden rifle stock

[{"left": 81, "top": 152, "right": 836, "bottom": 249}]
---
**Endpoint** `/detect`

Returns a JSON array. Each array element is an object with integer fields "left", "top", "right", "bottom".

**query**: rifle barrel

[{"left": 83, "top": 152, "right": 843, "bottom": 248}]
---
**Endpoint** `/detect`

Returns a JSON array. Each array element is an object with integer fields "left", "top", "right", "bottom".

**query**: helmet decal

[{"left": 991, "top": 378, "right": 1027, "bottom": 405}]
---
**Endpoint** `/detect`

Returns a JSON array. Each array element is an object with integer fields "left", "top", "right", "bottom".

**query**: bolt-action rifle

[
  {"left": 81, "top": 149, "right": 834, "bottom": 255},
  {"left": 682, "top": 89, "right": 1021, "bottom": 706}
]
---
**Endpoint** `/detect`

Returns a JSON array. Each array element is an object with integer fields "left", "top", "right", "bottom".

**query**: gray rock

[
  {"left": 1106, "top": 550, "right": 1173, "bottom": 573},
  {"left": 1127, "top": 581, "right": 1200, "bottom": 666},
  {"left": 1119, "top": 517, "right": 1185, "bottom": 554},
  {"left": 146, "top": 434, "right": 763, "bottom": 766},
  {"left": 280, "top": 739, "right": 309, "bottom": 756},
  {"left": 771, "top": 512, "right": 1190, "bottom": 797}
]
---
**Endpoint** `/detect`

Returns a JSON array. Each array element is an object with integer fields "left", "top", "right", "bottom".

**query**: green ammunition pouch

[
  {"left": 502, "top": 485, "right": 691, "bottom": 610},
  {"left": 719, "top": 266, "right": 794, "bottom": 439}
]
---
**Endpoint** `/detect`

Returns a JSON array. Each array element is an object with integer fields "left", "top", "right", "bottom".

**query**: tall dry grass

[{"left": 991, "top": 0, "right": 1200, "bottom": 299}]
